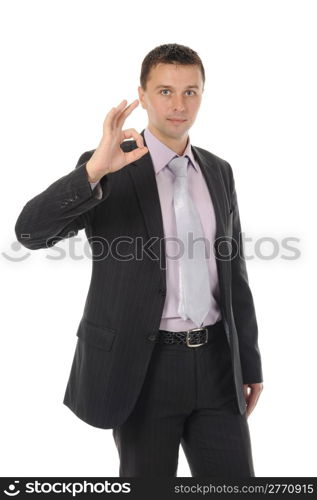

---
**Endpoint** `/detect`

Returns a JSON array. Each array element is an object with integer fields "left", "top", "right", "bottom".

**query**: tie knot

[{"left": 168, "top": 155, "right": 189, "bottom": 177}]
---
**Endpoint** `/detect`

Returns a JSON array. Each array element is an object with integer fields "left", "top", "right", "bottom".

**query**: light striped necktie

[{"left": 168, "top": 155, "right": 212, "bottom": 327}]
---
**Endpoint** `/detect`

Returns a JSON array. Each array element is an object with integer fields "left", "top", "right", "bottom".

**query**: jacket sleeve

[
  {"left": 228, "top": 163, "right": 263, "bottom": 384},
  {"left": 14, "top": 150, "right": 110, "bottom": 250}
]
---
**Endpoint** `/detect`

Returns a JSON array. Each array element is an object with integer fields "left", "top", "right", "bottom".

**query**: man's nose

[{"left": 171, "top": 95, "right": 186, "bottom": 112}]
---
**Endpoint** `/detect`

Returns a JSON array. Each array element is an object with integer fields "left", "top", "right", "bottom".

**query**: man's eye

[{"left": 160, "top": 89, "right": 196, "bottom": 96}]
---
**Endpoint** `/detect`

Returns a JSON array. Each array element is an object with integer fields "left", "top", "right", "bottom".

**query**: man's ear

[{"left": 137, "top": 86, "right": 146, "bottom": 109}]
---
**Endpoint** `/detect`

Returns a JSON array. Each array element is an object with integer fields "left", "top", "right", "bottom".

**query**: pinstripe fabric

[
  {"left": 14, "top": 129, "right": 263, "bottom": 433},
  {"left": 112, "top": 320, "right": 254, "bottom": 477}
]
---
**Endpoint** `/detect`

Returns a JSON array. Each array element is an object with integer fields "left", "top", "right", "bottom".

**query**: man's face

[{"left": 138, "top": 63, "right": 204, "bottom": 142}]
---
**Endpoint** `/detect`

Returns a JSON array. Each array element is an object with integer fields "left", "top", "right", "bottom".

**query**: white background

[{"left": 1, "top": 0, "right": 316, "bottom": 477}]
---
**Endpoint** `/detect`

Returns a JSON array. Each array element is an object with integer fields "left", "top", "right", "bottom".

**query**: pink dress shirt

[{"left": 144, "top": 127, "right": 222, "bottom": 332}]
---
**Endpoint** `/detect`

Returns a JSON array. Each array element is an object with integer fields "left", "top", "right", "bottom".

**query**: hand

[
  {"left": 86, "top": 99, "right": 148, "bottom": 182},
  {"left": 243, "top": 382, "right": 263, "bottom": 418}
]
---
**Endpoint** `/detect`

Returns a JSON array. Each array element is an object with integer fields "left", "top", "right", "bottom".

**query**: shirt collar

[{"left": 144, "top": 127, "right": 198, "bottom": 175}]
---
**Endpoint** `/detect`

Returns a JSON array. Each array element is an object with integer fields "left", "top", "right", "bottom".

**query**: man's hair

[{"left": 140, "top": 43, "right": 205, "bottom": 90}]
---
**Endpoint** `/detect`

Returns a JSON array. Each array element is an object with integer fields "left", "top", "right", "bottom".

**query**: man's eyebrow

[{"left": 154, "top": 84, "right": 200, "bottom": 90}]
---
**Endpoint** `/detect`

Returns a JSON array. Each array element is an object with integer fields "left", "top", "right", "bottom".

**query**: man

[{"left": 15, "top": 43, "right": 263, "bottom": 477}]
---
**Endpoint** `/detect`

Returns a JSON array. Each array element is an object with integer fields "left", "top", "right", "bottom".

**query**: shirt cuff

[{"left": 89, "top": 181, "right": 103, "bottom": 200}]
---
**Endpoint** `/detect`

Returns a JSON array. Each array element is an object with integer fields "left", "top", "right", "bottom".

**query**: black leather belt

[{"left": 157, "top": 320, "right": 223, "bottom": 348}]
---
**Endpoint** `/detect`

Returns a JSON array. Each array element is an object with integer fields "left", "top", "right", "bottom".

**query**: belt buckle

[{"left": 186, "top": 327, "right": 208, "bottom": 348}]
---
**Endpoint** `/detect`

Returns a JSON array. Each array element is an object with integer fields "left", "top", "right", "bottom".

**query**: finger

[
  {"left": 104, "top": 100, "right": 128, "bottom": 131},
  {"left": 116, "top": 102, "right": 139, "bottom": 129},
  {"left": 124, "top": 145, "right": 148, "bottom": 164},
  {"left": 243, "top": 385, "right": 249, "bottom": 400},
  {"left": 121, "top": 128, "right": 146, "bottom": 149},
  {"left": 115, "top": 99, "right": 139, "bottom": 128},
  {"left": 246, "top": 390, "right": 260, "bottom": 417}
]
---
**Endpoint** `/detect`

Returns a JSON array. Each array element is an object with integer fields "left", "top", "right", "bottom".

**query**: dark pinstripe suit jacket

[{"left": 15, "top": 129, "right": 263, "bottom": 429}]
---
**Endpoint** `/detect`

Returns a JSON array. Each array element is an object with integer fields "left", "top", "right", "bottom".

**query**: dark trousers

[{"left": 112, "top": 320, "right": 255, "bottom": 477}]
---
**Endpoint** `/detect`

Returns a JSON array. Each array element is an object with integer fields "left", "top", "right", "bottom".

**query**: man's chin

[{"left": 164, "top": 123, "right": 190, "bottom": 138}]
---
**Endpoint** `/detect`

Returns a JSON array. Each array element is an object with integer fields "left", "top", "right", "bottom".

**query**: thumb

[
  {"left": 243, "top": 384, "right": 249, "bottom": 401},
  {"left": 125, "top": 146, "right": 149, "bottom": 164}
]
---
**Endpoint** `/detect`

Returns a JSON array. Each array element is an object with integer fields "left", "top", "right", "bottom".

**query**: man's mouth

[{"left": 167, "top": 118, "right": 187, "bottom": 123}]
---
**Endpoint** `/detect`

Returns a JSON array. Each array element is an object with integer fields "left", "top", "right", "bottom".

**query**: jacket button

[
  {"left": 159, "top": 288, "right": 166, "bottom": 296},
  {"left": 147, "top": 333, "right": 157, "bottom": 342}
]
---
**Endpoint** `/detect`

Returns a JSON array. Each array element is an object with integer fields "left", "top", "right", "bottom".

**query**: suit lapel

[
  {"left": 128, "top": 131, "right": 166, "bottom": 274},
  {"left": 190, "top": 145, "right": 228, "bottom": 241}
]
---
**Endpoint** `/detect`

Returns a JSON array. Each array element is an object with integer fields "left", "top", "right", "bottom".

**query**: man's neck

[{"left": 147, "top": 124, "right": 188, "bottom": 156}]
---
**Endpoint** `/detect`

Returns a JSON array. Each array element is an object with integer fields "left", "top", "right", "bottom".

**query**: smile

[{"left": 167, "top": 119, "right": 187, "bottom": 124}]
